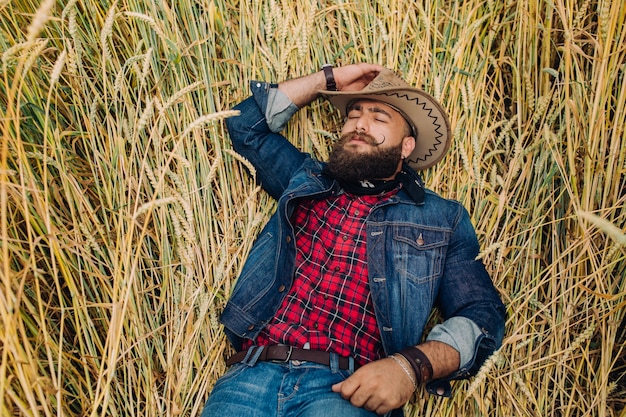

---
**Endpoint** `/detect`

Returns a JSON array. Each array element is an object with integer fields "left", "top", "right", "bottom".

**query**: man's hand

[
  {"left": 331, "top": 341, "right": 460, "bottom": 414},
  {"left": 331, "top": 63, "right": 385, "bottom": 92},
  {"left": 278, "top": 63, "right": 384, "bottom": 108},
  {"left": 331, "top": 357, "right": 414, "bottom": 415}
]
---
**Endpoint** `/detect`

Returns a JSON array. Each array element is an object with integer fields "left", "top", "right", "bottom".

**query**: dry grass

[{"left": 1, "top": 0, "right": 624, "bottom": 416}]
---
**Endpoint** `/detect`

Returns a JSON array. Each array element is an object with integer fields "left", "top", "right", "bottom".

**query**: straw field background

[{"left": 1, "top": 0, "right": 624, "bottom": 415}]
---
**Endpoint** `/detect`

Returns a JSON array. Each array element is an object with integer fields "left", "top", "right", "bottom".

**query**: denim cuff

[
  {"left": 249, "top": 81, "right": 299, "bottom": 132},
  {"left": 426, "top": 316, "right": 483, "bottom": 368},
  {"left": 266, "top": 88, "right": 299, "bottom": 132}
]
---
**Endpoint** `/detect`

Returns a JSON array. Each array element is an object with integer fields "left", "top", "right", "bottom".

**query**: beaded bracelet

[{"left": 389, "top": 354, "right": 417, "bottom": 390}]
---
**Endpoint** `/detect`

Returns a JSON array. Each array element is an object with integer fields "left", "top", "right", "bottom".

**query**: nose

[{"left": 354, "top": 116, "right": 368, "bottom": 133}]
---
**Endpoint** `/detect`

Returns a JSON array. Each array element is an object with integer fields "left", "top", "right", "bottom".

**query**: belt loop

[
  {"left": 348, "top": 356, "right": 355, "bottom": 373},
  {"left": 242, "top": 345, "right": 265, "bottom": 367},
  {"left": 329, "top": 352, "right": 339, "bottom": 373}
]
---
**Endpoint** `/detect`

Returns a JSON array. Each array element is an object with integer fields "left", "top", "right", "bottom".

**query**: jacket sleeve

[
  {"left": 225, "top": 81, "right": 308, "bottom": 200},
  {"left": 425, "top": 205, "right": 506, "bottom": 396}
]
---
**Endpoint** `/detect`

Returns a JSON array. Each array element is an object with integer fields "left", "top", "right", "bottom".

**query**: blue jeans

[{"left": 200, "top": 351, "right": 379, "bottom": 417}]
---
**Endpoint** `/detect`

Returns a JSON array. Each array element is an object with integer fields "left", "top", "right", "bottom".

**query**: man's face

[{"left": 326, "top": 100, "right": 415, "bottom": 182}]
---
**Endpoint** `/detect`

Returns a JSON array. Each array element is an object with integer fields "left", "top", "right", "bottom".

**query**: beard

[{"left": 326, "top": 132, "right": 403, "bottom": 182}]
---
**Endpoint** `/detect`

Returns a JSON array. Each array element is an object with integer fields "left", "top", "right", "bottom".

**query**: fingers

[
  {"left": 333, "top": 379, "right": 383, "bottom": 413},
  {"left": 331, "top": 381, "right": 342, "bottom": 393},
  {"left": 331, "top": 379, "right": 357, "bottom": 398},
  {"left": 333, "top": 63, "right": 384, "bottom": 92}
]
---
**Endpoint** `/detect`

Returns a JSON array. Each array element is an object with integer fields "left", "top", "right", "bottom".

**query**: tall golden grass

[{"left": 1, "top": 0, "right": 624, "bottom": 415}]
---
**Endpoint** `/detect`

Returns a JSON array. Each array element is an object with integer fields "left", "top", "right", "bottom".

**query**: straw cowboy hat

[{"left": 321, "top": 68, "right": 451, "bottom": 171}]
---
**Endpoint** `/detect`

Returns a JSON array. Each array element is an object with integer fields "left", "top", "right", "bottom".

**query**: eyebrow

[{"left": 348, "top": 102, "right": 393, "bottom": 119}]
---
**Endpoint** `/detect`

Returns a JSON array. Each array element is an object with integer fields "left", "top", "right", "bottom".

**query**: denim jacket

[{"left": 220, "top": 81, "right": 505, "bottom": 400}]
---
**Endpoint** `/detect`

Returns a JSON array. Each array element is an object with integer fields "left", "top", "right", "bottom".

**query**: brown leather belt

[{"left": 226, "top": 345, "right": 359, "bottom": 370}]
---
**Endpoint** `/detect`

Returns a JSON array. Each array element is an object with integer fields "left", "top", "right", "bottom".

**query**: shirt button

[
  {"left": 286, "top": 236, "right": 292, "bottom": 243},
  {"left": 278, "top": 285, "right": 286, "bottom": 292},
  {"left": 247, "top": 324, "right": 255, "bottom": 331},
  {"left": 354, "top": 210, "right": 360, "bottom": 215},
  {"left": 313, "top": 323, "right": 318, "bottom": 329},
  {"left": 342, "top": 235, "right": 348, "bottom": 241}
]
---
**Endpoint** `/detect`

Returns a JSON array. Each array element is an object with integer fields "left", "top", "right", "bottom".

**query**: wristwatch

[{"left": 322, "top": 64, "right": 337, "bottom": 91}]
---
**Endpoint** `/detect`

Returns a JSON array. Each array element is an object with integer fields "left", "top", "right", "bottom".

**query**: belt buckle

[
  {"left": 285, "top": 346, "right": 303, "bottom": 366},
  {"left": 283, "top": 345, "right": 293, "bottom": 362}
]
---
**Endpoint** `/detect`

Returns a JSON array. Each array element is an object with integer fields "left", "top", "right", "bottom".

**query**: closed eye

[{"left": 347, "top": 109, "right": 362, "bottom": 119}]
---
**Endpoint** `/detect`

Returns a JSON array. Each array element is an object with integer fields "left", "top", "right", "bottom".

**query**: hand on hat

[
  {"left": 278, "top": 63, "right": 383, "bottom": 108},
  {"left": 331, "top": 63, "right": 385, "bottom": 92}
]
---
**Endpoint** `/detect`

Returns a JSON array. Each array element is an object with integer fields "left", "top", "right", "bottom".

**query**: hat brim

[{"left": 321, "top": 87, "right": 451, "bottom": 171}]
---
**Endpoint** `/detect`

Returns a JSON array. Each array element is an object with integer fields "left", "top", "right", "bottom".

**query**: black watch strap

[{"left": 322, "top": 64, "right": 337, "bottom": 91}]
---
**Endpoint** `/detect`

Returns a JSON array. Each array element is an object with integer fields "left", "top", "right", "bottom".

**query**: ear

[{"left": 402, "top": 136, "right": 416, "bottom": 159}]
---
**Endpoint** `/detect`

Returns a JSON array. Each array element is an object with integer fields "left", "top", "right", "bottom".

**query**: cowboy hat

[{"left": 320, "top": 68, "right": 451, "bottom": 170}]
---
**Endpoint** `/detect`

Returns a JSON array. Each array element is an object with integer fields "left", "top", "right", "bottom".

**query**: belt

[{"left": 226, "top": 345, "right": 360, "bottom": 370}]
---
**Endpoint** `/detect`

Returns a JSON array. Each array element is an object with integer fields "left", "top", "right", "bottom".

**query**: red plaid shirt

[{"left": 246, "top": 189, "right": 398, "bottom": 365}]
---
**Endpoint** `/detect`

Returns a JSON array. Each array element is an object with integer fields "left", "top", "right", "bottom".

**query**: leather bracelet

[
  {"left": 397, "top": 347, "right": 433, "bottom": 384},
  {"left": 322, "top": 64, "right": 337, "bottom": 91}
]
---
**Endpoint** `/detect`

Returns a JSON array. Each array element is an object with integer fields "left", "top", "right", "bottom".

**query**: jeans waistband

[{"left": 227, "top": 345, "right": 359, "bottom": 372}]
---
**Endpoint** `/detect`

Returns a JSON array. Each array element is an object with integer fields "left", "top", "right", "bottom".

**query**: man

[{"left": 201, "top": 63, "right": 505, "bottom": 417}]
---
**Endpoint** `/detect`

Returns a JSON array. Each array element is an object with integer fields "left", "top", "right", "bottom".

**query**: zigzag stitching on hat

[{"left": 379, "top": 92, "right": 445, "bottom": 162}]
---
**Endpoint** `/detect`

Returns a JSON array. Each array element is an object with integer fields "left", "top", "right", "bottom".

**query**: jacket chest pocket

[{"left": 392, "top": 225, "right": 450, "bottom": 284}]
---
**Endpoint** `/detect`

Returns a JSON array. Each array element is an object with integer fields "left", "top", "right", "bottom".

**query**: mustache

[{"left": 339, "top": 131, "right": 386, "bottom": 146}]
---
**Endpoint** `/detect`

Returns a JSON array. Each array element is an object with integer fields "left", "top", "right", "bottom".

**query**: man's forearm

[
  {"left": 412, "top": 340, "right": 460, "bottom": 380},
  {"left": 278, "top": 70, "right": 326, "bottom": 108}
]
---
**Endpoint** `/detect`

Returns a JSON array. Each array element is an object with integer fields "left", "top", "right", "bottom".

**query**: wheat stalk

[{"left": 1, "top": 0, "right": 624, "bottom": 416}]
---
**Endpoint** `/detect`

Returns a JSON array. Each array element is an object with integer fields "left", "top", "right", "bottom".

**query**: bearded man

[{"left": 201, "top": 64, "right": 505, "bottom": 417}]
